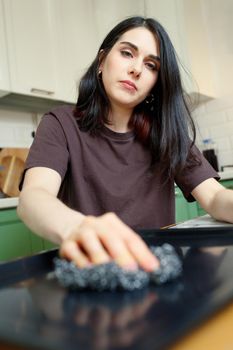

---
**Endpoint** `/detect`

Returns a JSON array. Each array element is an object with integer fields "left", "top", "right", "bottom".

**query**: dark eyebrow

[{"left": 119, "top": 41, "right": 160, "bottom": 62}]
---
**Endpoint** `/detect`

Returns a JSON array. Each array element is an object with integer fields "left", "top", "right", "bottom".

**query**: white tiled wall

[
  {"left": 193, "top": 95, "right": 233, "bottom": 170},
  {"left": 0, "top": 108, "right": 36, "bottom": 148}
]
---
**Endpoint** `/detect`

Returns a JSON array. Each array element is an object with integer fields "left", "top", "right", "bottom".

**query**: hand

[{"left": 60, "top": 212, "right": 159, "bottom": 271}]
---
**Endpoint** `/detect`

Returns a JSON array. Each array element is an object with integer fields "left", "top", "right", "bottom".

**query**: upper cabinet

[
  {"left": 52, "top": 0, "right": 145, "bottom": 103},
  {"left": 51, "top": 0, "right": 98, "bottom": 103},
  {"left": 3, "top": 0, "right": 58, "bottom": 100},
  {"left": 181, "top": 0, "right": 216, "bottom": 100},
  {"left": 0, "top": 0, "right": 217, "bottom": 107},
  {"left": 181, "top": 0, "right": 233, "bottom": 98},
  {"left": 0, "top": 0, "right": 10, "bottom": 97},
  {"left": 90, "top": 0, "right": 144, "bottom": 45},
  {"left": 145, "top": 0, "right": 216, "bottom": 102}
]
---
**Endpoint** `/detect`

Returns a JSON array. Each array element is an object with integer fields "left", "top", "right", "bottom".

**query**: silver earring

[
  {"left": 98, "top": 69, "right": 102, "bottom": 80},
  {"left": 145, "top": 93, "right": 154, "bottom": 104},
  {"left": 145, "top": 93, "right": 155, "bottom": 112}
]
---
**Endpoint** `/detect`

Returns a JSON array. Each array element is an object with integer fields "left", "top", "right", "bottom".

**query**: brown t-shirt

[{"left": 20, "top": 105, "right": 219, "bottom": 229}]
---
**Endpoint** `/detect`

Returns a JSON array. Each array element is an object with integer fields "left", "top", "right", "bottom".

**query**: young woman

[{"left": 18, "top": 16, "right": 233, "bottom": 272}]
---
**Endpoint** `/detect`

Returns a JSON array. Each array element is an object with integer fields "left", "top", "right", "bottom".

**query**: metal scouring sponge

[{"left": 54, "top": 243, "right": 182, "bottom": 291}]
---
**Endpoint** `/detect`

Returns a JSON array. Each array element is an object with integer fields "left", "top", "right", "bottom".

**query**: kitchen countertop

[
  {"left": 218, "top": 170, "right": 233, "bottom": 180},
  {"left": 0, "top": 197, "right": 18, "bottom": 209},
  {"left": 174, "top": 214, "right": 233, "bottom": 228}
]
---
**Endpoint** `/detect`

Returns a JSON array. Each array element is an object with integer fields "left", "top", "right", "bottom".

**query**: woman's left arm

[{"left": 191, "top": 178, "right": 233, "bottom": 223}]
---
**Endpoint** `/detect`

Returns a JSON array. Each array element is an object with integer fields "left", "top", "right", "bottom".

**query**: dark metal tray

[{"left": 1, "top": 227, "right": 233, "bottom": 350}]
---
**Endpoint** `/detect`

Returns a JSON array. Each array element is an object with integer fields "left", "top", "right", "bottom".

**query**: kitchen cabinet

[
  {"left": 0, "top": 208, "right": 32, "bottom": 260},
  {"left": 2, "top": 0, "right": 58, "bottom": 100},
  {"left": 53, "top": 0, "right": 216, "bottom": 103},
  {"left": 175, "top": 186, "right": 198, "bottom": 223},
  {"left": 0, "top": 0, "right": 216, "bottom": 105},
  {"left": 52, "top": 0, "right": 145, "bottom": 103},
  {"left": 0, "top": 208, "right": 57, "bottom": 261},
  {"left": 51, "top": 0, "right": 97, "bottom": 103},
  {"left": 0, "top": 0, "right": 10, "bottom": 97},
  {"left": 145, "top": 0, "right": 216, "bottom": 101}
]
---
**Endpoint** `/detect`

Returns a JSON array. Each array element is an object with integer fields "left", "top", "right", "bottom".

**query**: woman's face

[{"left": 100, "top": 27, "right": 160, "bottom": 111}]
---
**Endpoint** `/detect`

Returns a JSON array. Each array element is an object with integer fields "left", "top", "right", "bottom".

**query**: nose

[{"left": 128, "top": 61, "right": 142, "bottom": 78}]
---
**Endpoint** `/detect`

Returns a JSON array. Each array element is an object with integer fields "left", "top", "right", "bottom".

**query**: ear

[{"left": 98, "top": 49, "right": 105, "bottom": 69}]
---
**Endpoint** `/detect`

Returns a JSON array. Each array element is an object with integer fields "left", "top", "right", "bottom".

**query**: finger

[
  {"left": 94, "top": 223, "right": 138, "bottom": 269},
  {"left": 59, "top": 240, "right": 90, "bottom": 268},
  {"left": 102, "top": 234, "right": 138, "bottom": 270},
  {"left": 81, "top": 216, "right": 138, "bottom": 269},
  {"left": 99, "top": 213, "right": 159, "bottom": 271},
  {"left": 125, "top": 234, "right": 159, "bottom": 272},
  {"left": 78, "top": 227, "right": 111, "bottom": 265}
]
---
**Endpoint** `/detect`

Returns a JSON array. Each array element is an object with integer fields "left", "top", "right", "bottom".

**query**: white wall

[
  {"left": 194, "top": 96, "right": 233, "bottom": 170},
  {"left": 0, "top": 108, "right": 36, "bottom": 148}
]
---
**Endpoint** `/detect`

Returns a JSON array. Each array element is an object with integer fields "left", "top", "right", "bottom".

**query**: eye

[
  {"left": 120, "top": 50, "right": 133, "bottom": 58},
  {"left": 145, "top": 62, "right": 158, "bottom": 71}
]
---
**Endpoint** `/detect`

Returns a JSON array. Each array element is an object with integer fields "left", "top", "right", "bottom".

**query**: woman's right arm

[
  {"left": 17, "top": 167, "right": 85, "bottom": 244},
  {"left": 18, "top": 167, "right": 158, "bottom": 271}
]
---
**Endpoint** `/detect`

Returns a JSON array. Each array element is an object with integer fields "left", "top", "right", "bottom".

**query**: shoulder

[
  {"left": 44, "top": 104, "right": 76, "bottom": 124},
  {"left": 39, "top": 104, "right": 80, "bottom": 137},
  {"left": 32, "top": 105, "right": 80, "bottom": 148},
  {"left": 175, "top": 144, "right": 220, "bottom": 201}
]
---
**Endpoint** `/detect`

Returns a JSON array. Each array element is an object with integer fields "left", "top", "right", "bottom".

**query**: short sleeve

[
  {"left": 19, "top": 113, "right": 69, "bottom": 190},
  {"left": 175, "top": 145, "right": 220, "bottom": 202}
]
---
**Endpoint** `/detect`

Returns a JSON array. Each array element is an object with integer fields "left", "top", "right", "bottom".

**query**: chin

[{"left": 116, "top": 97, "right": 140, "bottom": 108}]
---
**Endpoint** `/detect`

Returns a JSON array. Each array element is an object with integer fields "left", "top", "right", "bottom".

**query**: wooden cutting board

[{"left": 0, "top": 148, "right": 29, "bottom": 197}]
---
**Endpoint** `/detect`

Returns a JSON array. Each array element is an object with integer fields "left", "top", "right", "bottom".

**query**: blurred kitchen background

[{"left": 0, "top": 0, "right": 233, "bottom": 198}]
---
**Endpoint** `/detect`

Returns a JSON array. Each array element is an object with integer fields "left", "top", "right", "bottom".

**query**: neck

[{"left": 106, "top": 104, "right": 133, "bottom": 133}]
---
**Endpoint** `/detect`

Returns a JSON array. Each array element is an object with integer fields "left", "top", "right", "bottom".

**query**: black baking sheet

[{"left": 1, "top": 227, "right": 233, "bottom": 350}]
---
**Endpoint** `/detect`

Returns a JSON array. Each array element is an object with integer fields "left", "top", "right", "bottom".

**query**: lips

[{"left": 119, "top": 80, "right": 137, "bottom": 91}]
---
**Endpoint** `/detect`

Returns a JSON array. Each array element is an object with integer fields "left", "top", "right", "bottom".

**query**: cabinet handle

[{"left": 30, "top": 88, "right": 54, "bottom": 96}]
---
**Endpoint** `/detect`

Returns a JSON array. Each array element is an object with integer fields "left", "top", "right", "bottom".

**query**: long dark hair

[{"left": 74, "top": 16, "right": 199, "bottom": 178}]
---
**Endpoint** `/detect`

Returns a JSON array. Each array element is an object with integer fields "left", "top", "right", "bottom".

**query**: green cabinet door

[
  {"left": 0, "top": 209, "right": 32, "bottom": 261},
  {"left": 175, "top": 187, "right": 198, "bottom": 223},
  {"left": 30, "top": 231, "right": 45, "bottom": 254},
  {"left": 0, "top": 208, "right": 57, "bottom": 261},
  {"left": 43, "top": 239, "right": 58, "bottom": 250},
  {"left": 222, "top": 179, "right": 233, "bottom": 190}
]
